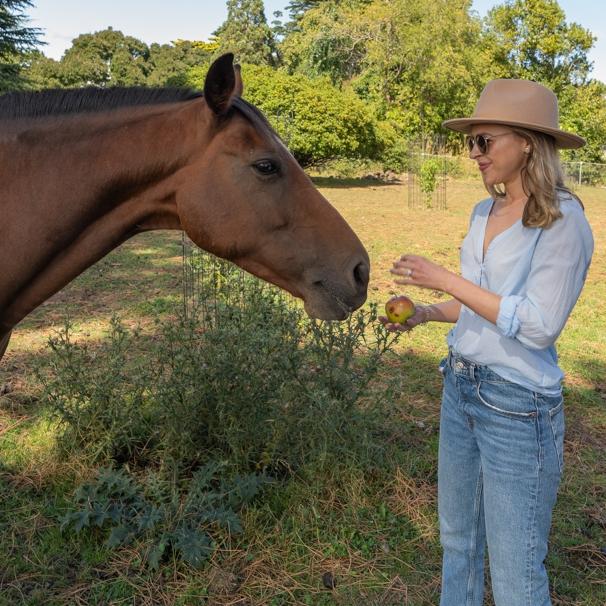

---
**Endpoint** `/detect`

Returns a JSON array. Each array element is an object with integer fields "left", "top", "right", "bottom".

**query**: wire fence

[
  {"left": 407, "top": 152, "right": 448, "bottom": 210},
  {"left": 414, "top": 155, "right": 606, "bottom": 189},
  {"left": 181, "top": 235, "right": 294, "bottom": 326},
  {"left": 562, "top": 161, "right": 606, "bottom": 188}
]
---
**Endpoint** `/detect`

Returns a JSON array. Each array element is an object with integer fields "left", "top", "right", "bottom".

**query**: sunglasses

[{"left": 466, "top": 132, "right": 511, "bottom": 154}]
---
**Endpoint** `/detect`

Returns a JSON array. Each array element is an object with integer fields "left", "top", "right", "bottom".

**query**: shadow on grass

[{"left": 311, "top": 176, "right": 402, "bottom": 189}]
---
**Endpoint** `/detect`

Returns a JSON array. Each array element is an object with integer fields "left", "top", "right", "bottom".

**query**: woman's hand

[
  {"left": 379, "top": 305, "right": 431, "bottom": 332},
  {"left": 390, "top": 254, "right": 454, "bottom": 293}
]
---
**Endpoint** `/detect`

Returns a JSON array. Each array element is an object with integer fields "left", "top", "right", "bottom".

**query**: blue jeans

[{"left": 438, "top": 349, "right": 564, "bottom": 606}]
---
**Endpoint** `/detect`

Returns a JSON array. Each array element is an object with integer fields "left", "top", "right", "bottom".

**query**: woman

[{"left": 382, "top": 79, "right": 594, "bottom": 606}]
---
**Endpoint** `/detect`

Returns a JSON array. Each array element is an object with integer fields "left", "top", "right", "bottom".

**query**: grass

[{"left": 1, "top": 177, "right": 605, "bottom": 605}]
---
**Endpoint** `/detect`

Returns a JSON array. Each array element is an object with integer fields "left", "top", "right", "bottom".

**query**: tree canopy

[
  {"left": 5, "top": 0, "right": 606, "bottom": 162},
  {"left": 0, "top": 0, "right": 42, "bottom": 91},
  {"left": 24, "top": 29, "right": 216, "bottom": 89},
  {"left": 485, "top": 0, "right": 595, "bottom": 92},
  {"left": 214, "top": 0, "right": 278, "bottom": 66}
]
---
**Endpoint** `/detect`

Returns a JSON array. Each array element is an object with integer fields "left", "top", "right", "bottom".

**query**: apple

[{"left": 385, "top": 295, "right": 415, "bottom": 324}]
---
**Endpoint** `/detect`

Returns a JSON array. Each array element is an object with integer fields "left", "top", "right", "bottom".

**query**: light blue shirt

[{"left": 447, "top": 189, "right": 594, "bottom": 395}]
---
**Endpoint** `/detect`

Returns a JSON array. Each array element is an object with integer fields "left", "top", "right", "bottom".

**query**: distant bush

[{"left": 188, "top": 64, "right": 387, "bottom": 166}]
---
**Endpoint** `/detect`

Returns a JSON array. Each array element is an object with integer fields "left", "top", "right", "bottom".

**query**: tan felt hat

[{"left": 443, "top": 79, "right": 585, "bottom": 149}]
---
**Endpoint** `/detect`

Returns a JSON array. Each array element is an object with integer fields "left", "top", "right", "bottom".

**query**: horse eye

[{"left": 253, "top": 160, "right": 279, "bottom": 176}]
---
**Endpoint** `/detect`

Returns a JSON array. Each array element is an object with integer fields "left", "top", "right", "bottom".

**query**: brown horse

[{"left": 0, "top": 54, "right": 369, "bottom": 361}]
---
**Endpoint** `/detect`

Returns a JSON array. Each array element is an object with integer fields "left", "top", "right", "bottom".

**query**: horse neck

[{"left": 0, "top": 100, "right": 208, "bottom": 335}]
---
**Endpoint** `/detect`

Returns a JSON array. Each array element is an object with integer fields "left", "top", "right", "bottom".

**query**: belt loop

[{"left": 470, "top": 363, "right": 475, "bottom": 381}]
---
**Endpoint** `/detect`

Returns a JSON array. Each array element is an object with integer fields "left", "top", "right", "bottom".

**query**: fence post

[{"left": 579, "top": 162, "right": 583, "bottom": 186}]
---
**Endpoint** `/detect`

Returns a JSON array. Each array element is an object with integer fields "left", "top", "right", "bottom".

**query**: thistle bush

[
  {"left": 40, "top": 295, "right": 399, "bottom": 473},
  {"left": 38, "top": 263, "right": 402, "bottom": 564},
  {"left": 60, "top": 463, "right": 270, "bottom": 569}
]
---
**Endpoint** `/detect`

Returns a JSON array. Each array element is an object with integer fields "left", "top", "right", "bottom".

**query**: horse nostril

[{"left": 353, "top": 261, "right": 369, "bottom": 291}]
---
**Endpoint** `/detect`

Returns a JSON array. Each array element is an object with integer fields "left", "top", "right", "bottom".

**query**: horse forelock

[{"left": 229, "top": 97, "right": 282, "bottom": 142}]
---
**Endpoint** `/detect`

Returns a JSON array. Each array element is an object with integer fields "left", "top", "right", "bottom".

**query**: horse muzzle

[{"left": 303, "top": 257, "right": 369, "bottom": 320}]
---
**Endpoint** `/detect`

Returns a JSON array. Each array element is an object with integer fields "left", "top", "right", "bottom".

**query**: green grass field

[{"left": 1, "top": 177, "right": 604, "bottom": 605}]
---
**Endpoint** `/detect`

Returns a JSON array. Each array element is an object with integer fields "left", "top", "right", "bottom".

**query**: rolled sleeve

[
  {"left": 498, "top": 203, "right": 593, "bottom": 350},
  {"left": 497, "top": 295, "right": 523, "bottom": 338}
]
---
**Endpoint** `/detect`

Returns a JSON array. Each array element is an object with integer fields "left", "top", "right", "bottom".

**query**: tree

[
  {"left": 286, "top": 0, "right": 323, "bottom": 20},
  {"left": 280, "top": 0, "right": 374, "bottom": 84},
  {"left": 21, "top": 49, "right": 63, "bottom": 89},
  {"left": 281, "top": 0, "right": 490, "bottom": 139},
  {"left": 59, "top": 28, "right": 150, "bottom": 87},
  {"left": 0, "top": 0, "right": 43, "bottom": 91},
  {"left": 559, "top": 81, "right": 606, "bottom": 162},
  {"left": 214, "top": 0, "right": 278, "bottom": 66},
  {"left": 485, "top": 0, "right": 595, "bottom": 93},
  {"left": 24, "top": 34, "right": 216, "bottom": 90},
  {"left": 146, "top": 39, "right": 216, "bottom": 87}
]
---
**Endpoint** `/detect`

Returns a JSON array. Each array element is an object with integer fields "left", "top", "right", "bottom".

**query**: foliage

[
  {"left": 23, "top": 31, "right": 214, "bottom": 90},
  {"left": 20, "top": 49, "right": 62, "bottom": 89},
  {"left": 0, "top": 0, "right": 42, "bottom": 91},
  {"left": 214, "top": 0, "right": 278, "bottom": 66},
  {"left": 145, "top": 39, "right": 215, "bottom": 87},
  {"left": 484, "top": 0, "right": 595, "bottom": 93},
  {"left": 558, "top": 80, "right": 606, "bottom": 163},
  {"left": 419, "top": 157, "right": 442, "bottom": 208},
  {"left": 59, "top": 28, "right": 151, "bottom": 87},
  {"left": 280, "top": 0, "right": 488, "bottom": 140},
  {"left": 280, "top": 0, "right": 374, "bottom": 85},
  {"left": 60, "top": 464, "right": 270, "bottom": 569},
  {"left": 188, "top": 63, "right": 386, "bottom": 166},
  {"left": 38, "top": 270, "right": 401, "bottom": 476}
]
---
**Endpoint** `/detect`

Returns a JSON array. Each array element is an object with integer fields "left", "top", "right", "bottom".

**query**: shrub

[
  {"left": 187, "top": 64, "right": 385, "bottom": 166},
  {"left": 38, "top": 263, "right": 401, "bottom": 476},
  {"left": 39, "top": 263, "right": 403, "bottom": 564},
  {"left": 60, "top": 463, "right": 270, "bottom": 569},
  {"left": 419, "top": 157, "right": 442, "bottom": 208}
]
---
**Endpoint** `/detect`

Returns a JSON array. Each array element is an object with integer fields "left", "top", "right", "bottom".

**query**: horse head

[{"left": 176, "top": 54, "right": 369, "bottom": 320}]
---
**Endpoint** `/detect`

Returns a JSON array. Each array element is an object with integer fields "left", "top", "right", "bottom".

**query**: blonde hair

[{"left": 486, "top": 128, "right": 583, "bottom": 228}]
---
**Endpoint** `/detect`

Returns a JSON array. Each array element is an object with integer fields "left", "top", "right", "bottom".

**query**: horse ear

[
  {"left": 234, "top": 63, "right": 244, "bottom": 98},
  {"left": 204, "top": 53, "right": 243, "bottom": 115}
]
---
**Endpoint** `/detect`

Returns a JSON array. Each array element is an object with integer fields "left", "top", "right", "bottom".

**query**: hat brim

[{"left": 442, "top": 117, "right": 586, "bottom": 149}]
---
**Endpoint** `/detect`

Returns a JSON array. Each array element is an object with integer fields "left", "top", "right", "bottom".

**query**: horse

[{"left": 0, "top": 53, "right": 369, "bottom": 361}]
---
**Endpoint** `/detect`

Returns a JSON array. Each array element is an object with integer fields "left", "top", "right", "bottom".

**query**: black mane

[
  {"left": 0, "top": 86, "right": 280, "bottom": 142},
  {"left": 0, "top": 86, "right": 204, "bottom": 120}
]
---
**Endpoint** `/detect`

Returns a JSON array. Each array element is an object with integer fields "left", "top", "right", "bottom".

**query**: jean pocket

[
  {"left": 476, "top": 380, "right": 537, "bottom": 419},
  {"left": 545, "top": 396, "right": 565, "bottom": 474}
]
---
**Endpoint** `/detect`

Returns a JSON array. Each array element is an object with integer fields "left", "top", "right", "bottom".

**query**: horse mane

[
  {"left": 0, "top": 87, "right": 204, "bottom": 120},
  {"left": 0, "top": 87, "right": 278, "bottom": 138}
]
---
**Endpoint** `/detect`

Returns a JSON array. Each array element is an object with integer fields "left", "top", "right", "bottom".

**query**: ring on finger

[{"left": 407, "top": 268, "right": 413, "bottom": 278}]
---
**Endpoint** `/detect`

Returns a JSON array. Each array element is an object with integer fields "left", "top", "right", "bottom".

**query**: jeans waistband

[{"left": 446, "top": 348, "right": 503, "bottom": 382}]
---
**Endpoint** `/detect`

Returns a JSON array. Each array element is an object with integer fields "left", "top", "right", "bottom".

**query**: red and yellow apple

[{"left": 385, "top": 295, "right": 415, "bottom": 324}]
